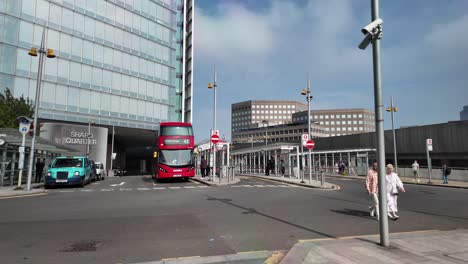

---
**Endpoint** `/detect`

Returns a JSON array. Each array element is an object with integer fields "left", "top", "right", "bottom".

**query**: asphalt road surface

[{"left": 0, "top": 175, "right": 467, "bottom": 264}]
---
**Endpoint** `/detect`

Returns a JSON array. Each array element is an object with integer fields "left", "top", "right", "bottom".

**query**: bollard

[{"left": 321, "top": 171, "right": 324, "bottom": 187}]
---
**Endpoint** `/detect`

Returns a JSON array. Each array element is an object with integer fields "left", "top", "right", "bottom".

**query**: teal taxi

[{"left": 45, "top": 156, "right": 92, "bottom": 188}]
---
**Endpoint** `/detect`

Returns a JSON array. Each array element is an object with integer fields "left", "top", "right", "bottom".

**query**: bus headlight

[{"left": 159, "top": 167, "right": 167, "bottom": 173}]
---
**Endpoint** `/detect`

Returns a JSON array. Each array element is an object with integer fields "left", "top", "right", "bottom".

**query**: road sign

[
  {"left": 211, "top": 134, "right": 220, "bottom": 144},
  {"left": 305, "top": 139, "right": 315, "bottom": 150},
  {"left": 426, "top": 138, "right": 433, "bottom": 151},
  {"left": 301, "top": 134, "right": 309, "bottom": 145}
]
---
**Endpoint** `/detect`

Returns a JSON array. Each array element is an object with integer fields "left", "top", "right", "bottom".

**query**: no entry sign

[
  {"left": 211, "top": 134, "right": 220, "bottom": 144},
  {"left": 305, "top": 139, "right": 315, "bottom": 150}
]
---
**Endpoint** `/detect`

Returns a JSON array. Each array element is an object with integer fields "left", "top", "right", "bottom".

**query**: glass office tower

[{"left": 0, "top": 0, "right": 193, "bottom": 130}]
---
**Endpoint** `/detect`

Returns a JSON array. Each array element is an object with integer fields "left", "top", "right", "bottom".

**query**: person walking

[
  {"left": 412, "top": 160, "right": 420, "bottom": 182},
  {"left": 442, "top": 163, "right": 451, "bottom": 184},
  {"left": 200, "top": 156, "right": 207, "bottom": 178},
  {"left": 365, "top": 162, "right": 379, "bottom": 220},
  {"left": 35, "top": 158, "right": 45, "bottom": 183},
  {"left": 386, "top": 164, "right": 405, "bottom": 220}
]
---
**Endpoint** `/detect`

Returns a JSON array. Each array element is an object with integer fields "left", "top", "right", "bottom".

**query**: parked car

[
  {"left": 95, "top": 162, "right": 105, "bottom": 180},
  {"left": 89, "top": 160, "right": 98, "bottom": 182},
  {"left": 45, "top": 156, "right": 92, "bottom": 188}
]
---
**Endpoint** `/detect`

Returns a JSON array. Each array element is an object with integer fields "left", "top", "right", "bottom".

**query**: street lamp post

[
  {"left": 109, "top": 125, "right": 115, "bottom": 176},
  {"left": 262, "top": 120, "right": 269, "bottom": 146},
  {"left": 86, "top": 120, "right": 95, "bottom": 158},
  {"left": 386, "top": 97, "right": 398, "bottom": 170},
  {"left": 25, "top": 30, "right": 56, "bottom": 191},
  {"left": 301, "top": 75, "right": 313, "bottom": 184},
  {"left": 358, "top": 0, "right": 389, "bottom": 247},
  {"left": 208, "top": 66, "right": 217, "bottom": 182}
]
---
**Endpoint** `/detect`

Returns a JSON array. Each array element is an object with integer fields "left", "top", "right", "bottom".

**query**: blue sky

[{"left": 191, "top": 0, "right": 468, "bottom": 141}]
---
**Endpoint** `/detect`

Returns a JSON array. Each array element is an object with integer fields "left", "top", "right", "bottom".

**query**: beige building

[
  {"left": 292, "top": 109, "right": 375, "bottom": 137},
  {"left": 231, "top": 100, "right": 307, "bottom": 135}
]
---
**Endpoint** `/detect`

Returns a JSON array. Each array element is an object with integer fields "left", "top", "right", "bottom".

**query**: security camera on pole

[
  {"left": 358, "top": 0, "right": 389, "bottom": 247},
  {"left": 15, "top": 116, "right": 32, "bottom": 190}
]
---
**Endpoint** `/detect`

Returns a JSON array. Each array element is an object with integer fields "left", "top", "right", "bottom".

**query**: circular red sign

[
  {"left": 306, "top": 139, "right": 315, "bottom": 149},
  {"left": 211, "top": 134, "right": 220, "bottom": 144}
]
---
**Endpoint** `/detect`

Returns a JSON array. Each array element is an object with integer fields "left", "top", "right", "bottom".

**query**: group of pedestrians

[
  {"left": 412, "top": 160, "right": 451, "bottom": 184},
  {"left": 365, "top": 161, "right": 405, "bottom": 221}
]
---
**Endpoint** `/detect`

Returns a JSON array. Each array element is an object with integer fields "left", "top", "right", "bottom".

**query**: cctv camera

[
  {"left": 358, "top": 33, "right": 373, "bottom": 50},
  {"left": 361, "top": 18, "right": 383, "bottom": 36}
]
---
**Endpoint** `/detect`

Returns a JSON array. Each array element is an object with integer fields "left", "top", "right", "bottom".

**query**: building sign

[{"left": 64, "top": 132, "right": 97, "bottom": 145}]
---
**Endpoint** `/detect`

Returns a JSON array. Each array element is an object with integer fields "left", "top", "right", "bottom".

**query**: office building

[
  {"left": 461, "top": 105, "right": 468, "bottom": 121},
  {"left": 231, "top": 100, "right": 307, "bottom": 135},
  {"left": 292, "top": 109, "right": 375, "bottom": 137},
  {"left": 0, "top": 0, "right": 194, "bottom": 172}
]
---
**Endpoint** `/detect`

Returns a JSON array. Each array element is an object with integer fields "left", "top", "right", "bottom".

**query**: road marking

[
  {"left": 100, "top": 189, "right": 114, "bottom": 192},
  {"left": 119, "top": 188, "right": 132, "bottom": 191},
  {"left": 110, "top": 182, "right": 125, "bottom": 187},
  {"left": 237, "top": 250, "right": 270, "bottom": 254},
  {"left": 153, "top": 187, "right": 166, "bottom": 190},
  {"left": 231, "top": 185, "right": 242, "bottom": 188},
  {"left": 254, "top": 185, "right": 265, "bottom": 187},
  {"left": 169, "top": 187, "right": 181, "bottom": 189},
  {"left": 242, "top": 185, "right": 253, "bottom": 187},
  {"left": 266, "top": 185, "right": 279, "bottom": 187},
  {"left": 278, "top": 185, "right": 290, "bottom": 187},
  {"left": 184, "top": 186, "right": 196, "bottom": 189},
  {"left": 58, "top": 190, "right": 75, "bottom": 193},
  {"left": 198, "top": 186, "right": 209, "bottom": 188},
  {"left": 137, "top": 188, "right": 151, "bottom": 191},
  {"left": 80, "top": 189, "right": 94, "bottom": 192}
]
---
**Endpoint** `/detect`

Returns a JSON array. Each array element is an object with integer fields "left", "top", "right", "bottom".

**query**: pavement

[
  {"left": 0, "top": 175, "right": 467, "bottom": 263},
  {"left": 281, "top": 229, "right": 468, "bottom": 263},
  {"left": 239, "top": 174, "right": 338, "bottom": 190},
  {"left": 326, "top": 173, "right": 468, "bottom": 189},
  {"left": 0, "top": 183, "right": 46, "bottom": 199},
  {"left": 192, "top": 175, "right": 241, "bottom": 186}
]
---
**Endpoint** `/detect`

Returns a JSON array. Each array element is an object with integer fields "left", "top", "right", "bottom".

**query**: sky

[{"left": 191, "top": 0, "right": 468, "bottom": 142}]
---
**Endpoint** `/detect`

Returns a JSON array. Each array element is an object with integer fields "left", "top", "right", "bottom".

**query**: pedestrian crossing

[{"left": 52, "top": 184, "right": 298, "bottom": 193}]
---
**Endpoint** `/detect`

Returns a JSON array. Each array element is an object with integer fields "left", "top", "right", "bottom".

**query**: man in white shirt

[{"left": 412, "top": 160, "right": 420, "bottom": 182}]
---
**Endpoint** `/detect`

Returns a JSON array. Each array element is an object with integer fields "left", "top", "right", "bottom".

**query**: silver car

[{"left": 95, "top": 162, "right": 106, "bottom": 180}]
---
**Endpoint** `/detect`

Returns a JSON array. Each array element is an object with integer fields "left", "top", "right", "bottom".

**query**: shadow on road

[
  {"left": 206, "top": 195, "right": 335, "bottom": 239},
  {"left": 330, "top": 209, "right": 374, "bottom": 220}
]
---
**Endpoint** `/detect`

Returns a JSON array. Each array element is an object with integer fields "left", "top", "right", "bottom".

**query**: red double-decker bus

[{"left": 152, "top": 122, "right": 195, "bottom": 181}]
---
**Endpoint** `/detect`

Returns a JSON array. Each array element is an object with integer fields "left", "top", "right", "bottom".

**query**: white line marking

[
  {"left": 119, "top": 188, "right": 132, "bottom": 191},
  {"left": 184, "top": 186, "right": 196, "bottom": 189},
  {"left": 58, "top": 190, "right": 74, "bottom": 193},
  {"left": 242, "top": 185, "right": 253, "bottom": 187},
  {"left": 198, "top": 186, "right": 209, "bottom": 188},
  {"left": 169, "top": 187, "right": 181, "bottom": 189},
  {"left": 153, "top": 187, "right": 166, "bottom": 190},
  {"left": 110, "top": 182, "right": 126, "bottom": 187},
  {"left": 254, "top": 185, "right": 265, "bottom": 187},
  {"left": 80, "top": 189, "right": 93, "bottom": 192},
  {"left": 101, "top": 189, "right": 114, "bottom": 192},
  {"left": 137, "top": 188, "right": 151, "bottom": 191},
  {"left": 266, "top": 185, "right": 278, "bottom": 187},
  {"left": 278, "top": 185, "right": 290, "bottom": 187},
  {"left": 231, "top": 185, "right": 242, "bottom": 188}
]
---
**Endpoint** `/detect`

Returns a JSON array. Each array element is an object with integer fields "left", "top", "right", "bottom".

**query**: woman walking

[{"left": 386, "top": 164, "right": 405, "bottom": 220}]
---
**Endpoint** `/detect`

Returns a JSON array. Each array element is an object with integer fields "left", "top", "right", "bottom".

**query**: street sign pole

[
  {"left": 426, "top": 139, "right": 433, "bottom": 184},
  {"left": 16, "top": 117, "right": 31, "bottom": 190}
]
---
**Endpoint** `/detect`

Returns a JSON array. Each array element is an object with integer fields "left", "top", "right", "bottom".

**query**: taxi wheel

[{"left": 79, "top": 178, "right": 85, "bottom": 188}]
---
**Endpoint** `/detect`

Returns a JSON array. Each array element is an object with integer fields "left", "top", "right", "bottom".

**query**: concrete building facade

[
  {"left": 460, "top": 105, "right": 468, "bottom": 121},
  {"left": 231, "top": 100, "right": 307, "bottom": 137},
  {"left": 292, "top": 109, "right": 375, "bottom": 137}
]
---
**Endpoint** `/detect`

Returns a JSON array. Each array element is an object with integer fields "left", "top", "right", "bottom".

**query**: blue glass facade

[{"left": 0, "top": 0, "right": 189, "bottom": 130}]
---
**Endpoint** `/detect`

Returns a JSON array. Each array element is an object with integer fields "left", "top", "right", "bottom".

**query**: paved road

[{"left": 0, "top": 176, "right": 466, "bottom": 264}]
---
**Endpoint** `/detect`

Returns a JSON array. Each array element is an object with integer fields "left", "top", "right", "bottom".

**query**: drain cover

[{"left": 61, "top": 240, "right": 104, "bottom": 252}]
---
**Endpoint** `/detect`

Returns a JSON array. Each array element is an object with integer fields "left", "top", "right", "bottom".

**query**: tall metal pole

[
  {"left": 86, "top": 121, "right": 91, "bottom": 158},
  {"left": 26, "top": 30, "right": 46, "bottom": 191},
  {"left": 307, "top": 75, "right": 312, "bottom": 184},
  {"left": 371, "top": 0, "right": 389, "bottom": 247},
  {"left": 390, "top": 97, "right": 397, "bottom": 170},
  {"left": 109, "top": 125, "right": 115, "bottom": 176},
  {"left": 16, "top": 134, "right": 26, "bottom": 189},
  {"left": 212, "top": 66, "right": 217, "bottom": 182}
]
